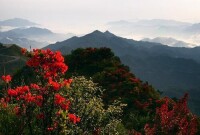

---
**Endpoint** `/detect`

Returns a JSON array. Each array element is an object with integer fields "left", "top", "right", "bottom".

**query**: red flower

[
  {"left": 24, "top": 92, "right": 35, "bottom": 103},
  {"left": 21, "top": 48, "right": 27, "bottom": 54},
  {"left": 130, "top": 77, "right": 140, "bottom": 83},
  {"left": 14, "top": 106, "right": 20, "bottom": 116},
  {"left": 16, "top": 86, "right": 30, "bottom": 95},
  {"left": 2, "top": 48, "right": 76, "bottom": 133},
  {"left": 0, "top": 98, "right": 7, "bottom": 108},
  {"left": 54, "top": 94, "right": 66, "bottom": 105},
  {"left": 37, "top": 113, "right": 45, "bottom": 119},
  {"left": 7, "top": 89, "right": 18, "bottom": 97},
  {"left": 2, "top": 75, "right": 12, "bottom": 83},
  {"left": 25, "top": 49, "right": 68, "bottom": 79},
  {"left": 62, "top": 79, "right": 73, "bottom": 87},
  {"left": 68, "top": 113, "right": 81, "bottom": 124},
  {"left": 144, "top": 94, "right": 198, "bottom": 135},
  {"left": 30, "top": 83, "right": 40, "bottom": 90},
  {"left": 35, "top": 95, "right": 43, "bottom": 106},
  {"left": 47, "top": 127, "right": 54, "bottom": 131},
  {"left": 76, "top": 117, "right": 81, "bottom": 123},
  {"left": 61, "top": 101, "right": 70, "bottom": 110},
  {"left": 49, "top": 80, "right": 60, "bottom": 91},
  {"left": 56, "top": 110, "right": 61, "bottom": 116}
]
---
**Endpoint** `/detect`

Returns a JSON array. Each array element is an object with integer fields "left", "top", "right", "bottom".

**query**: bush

[
  {"left": 62, "top": 76, "right": 127, "bottom": 134},
  {"left": 0, "top": 49, "right": 127, "bottom": 135}
]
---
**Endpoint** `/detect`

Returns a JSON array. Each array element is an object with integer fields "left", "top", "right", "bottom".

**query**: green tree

[
  {"left": 63, "top": 76, "right": 127, "bottom": 134},
  {"left": 65, "top": 47, "right": 160, "bottom": 131}
]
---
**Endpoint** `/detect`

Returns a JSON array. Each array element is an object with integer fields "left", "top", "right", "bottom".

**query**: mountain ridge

[
  {"left": 44, "top": 30, "right": 200, "bottom": 114},
  {"left": 142, "top": 37, "right": 197, "bottom": 48},
  {"left": 0, "top": 27, "right": 75, "bottom": 49},
  {"left": 0, "top": 18, "right": 38, "bottom": 27}
]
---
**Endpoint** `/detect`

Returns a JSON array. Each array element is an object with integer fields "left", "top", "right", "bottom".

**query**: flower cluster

[
  {"left": 7, "top": 85, "right": 43, "bottom": 108},
  {"left": 1, "top": 48, "right": 79, "bottom": 134},
  {"left": 24, "top": 48, "right": 68, "bottom": 79},
  {"left": 144, "top": 94, "right": 198, "bottom": 135},
  {"left": 1, "top": 75, "right": 12, "bottom": 83},
  {"left": 68, "top": 113, "right": 81, "bottom": 124},
  {"left": 54, "top": 94, "right": 70, "bottom": 110}
]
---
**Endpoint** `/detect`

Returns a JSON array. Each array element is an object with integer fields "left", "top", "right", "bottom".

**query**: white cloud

[{"left": 0, "top": 0, "right": 200, "bottom": 33}]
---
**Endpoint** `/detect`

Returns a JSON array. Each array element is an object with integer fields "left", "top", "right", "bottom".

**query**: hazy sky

[{"left": 1, "top": 0, "right": 200, "bottom": 34}]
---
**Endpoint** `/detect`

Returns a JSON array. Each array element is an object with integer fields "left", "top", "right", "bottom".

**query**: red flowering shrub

[
  {"left": 2, "top": 75, "right": 12, "bottom": 83},
  {"left": 144, "top": 94, "right": 198, "bottom": 135},
  {"left": 0, "top": 48, "right": 79, "bottom": 134},
  {"left": 68, "top": 113, "right": 81, "bottom": 124}
]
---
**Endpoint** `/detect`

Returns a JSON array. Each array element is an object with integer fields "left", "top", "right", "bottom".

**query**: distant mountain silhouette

[
  {"left": 185, "top": 23, "right": 200, "bottom": 34},
  {"left": 142, "top": 37, "right": 197, "bottom": 48},
  {"left": 106, "top": 19, "right": 200, "bottom": 45},
  {"left": 0, "top": 18, "right": 37, "bottom": 27},
  {"left": 44, "top": 30, "right": 161, "bottom": 54},
  {"left": 44, "top": 30, "right": 200, "bottom": 114},
  {"left": 0, "top": 18, "right": 75, "bottom": 48},
  {"left": 107, "top": 19, "right": 191, "bottom": 28},
  {"left": 0, "top": 27, "right": 75, "bottom": 48},
  {"left": 0, "top": 27, "right": 53, "bottom": 38},
  {"left": 45, "top": 30, "right": 200, "bottom": 63},
  {"left": 0, "top": 37, "right": 47, "bottom": 49}
]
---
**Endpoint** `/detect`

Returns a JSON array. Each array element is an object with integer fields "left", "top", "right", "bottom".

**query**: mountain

[
  {"left": 0, "top": 18, "right": 75, "bottom": 48},
  {"left": 0, "top": 18, "right": 37, "bottom": 27},
  {"left": 0, "top": 27, "right": 75, "bottom": 48},
  {"left": 44, "top": 30, "right": 200, "bottom": 114},
  {"left": 136, "top": 19, "right": 191, "bottom": 27},
  {"left": 45, "top": 30, "right": 200, "bottom": 63},
  {"left": 0, "top": 27, "right": 53, "bottom": 38},
  {"left": 7, "top": 27, "right": 53, "bottom": 36},
  {"left": 142, "top": 37, "right": 197, "bottom": 48},
  {"left": 107, "top": 19, "right": 192, "bottom": 36},
  {"left": 185, "top": 23, "right": 200, "bottom": 34},
  {"left": 45, "top": 30, "right": 161, "bottom": 54},
  {"left": 107, "top": 19, "right": 191, "bottom": 28},
  {"left": 0, "top": 43, "right": 26, "bottom": 76},
  {"left": 0, "top": 37, "right": 47, "bottom": 49},
  {"left": 106, "top": 19, "right": 200, "bottom": 45}
]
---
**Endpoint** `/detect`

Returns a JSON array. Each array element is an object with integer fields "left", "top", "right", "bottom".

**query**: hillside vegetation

[
  {"left": 10, "top": 47, "right": 200, "bottom": 134},
  {"left": 45, "top": 30, "right": 200, "bottom": 115},
  {"left": 0, "top": 43, "right": 26, "bottom": 77}
]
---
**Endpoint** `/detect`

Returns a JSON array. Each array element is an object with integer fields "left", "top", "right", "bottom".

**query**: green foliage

[
  {"left": 62, "top": 76, "right": 127, "bottom": 134},
  {"left": 11, "top": 47, "right": 199, "bottom": 133},
  {"left": 0, "top": 44, "right": 26, "bottom": 77},
  {"left": 65, "top": 47, "right": 161, "bottom": 131},
  {"left": 65, "top": 48, "right": 119, "bottom": 77},
  {"left": 11, "top": 66, "right": 38, "bottom": 86},
  {"left": 0, "top": 77, "right": 127, "bottom": 135},
  {"left": 124, "top": 112, "right": 151, "bottom": 132},
  {"left": 0, "top": 104, "right": 22, "bottom": 135},
  {"left": 10, "top": 47, "right": 161, "bottom": 132}
]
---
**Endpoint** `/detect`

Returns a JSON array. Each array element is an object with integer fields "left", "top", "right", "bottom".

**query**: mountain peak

[
  {"left": 141, "top": 37, "right": 196, "bottom": 48},
  {"left": 91, "top": 30, "right": 103, "bottom": 34},
  {"left": 89, "top": 30, "right": 116, "bottom": 38},
  {"left": 9, "top": 27, "right": 53, "bottom": 35},
  {"left": 0, "top": 18, "right": 38, "bottom": 27},
  {"left": 104, "top": 30, "right": 116, "bottom": 37}
]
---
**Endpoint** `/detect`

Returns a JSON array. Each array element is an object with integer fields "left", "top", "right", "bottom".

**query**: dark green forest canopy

[
  {"left": 10, "top": 47, "right": 200, "bottom": 132},
  {"left": 64, "top": 47, "right": 162, "bottom": 130},
  {"left": 11, "top": 47, "right": 161, "bottom": 130}
]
